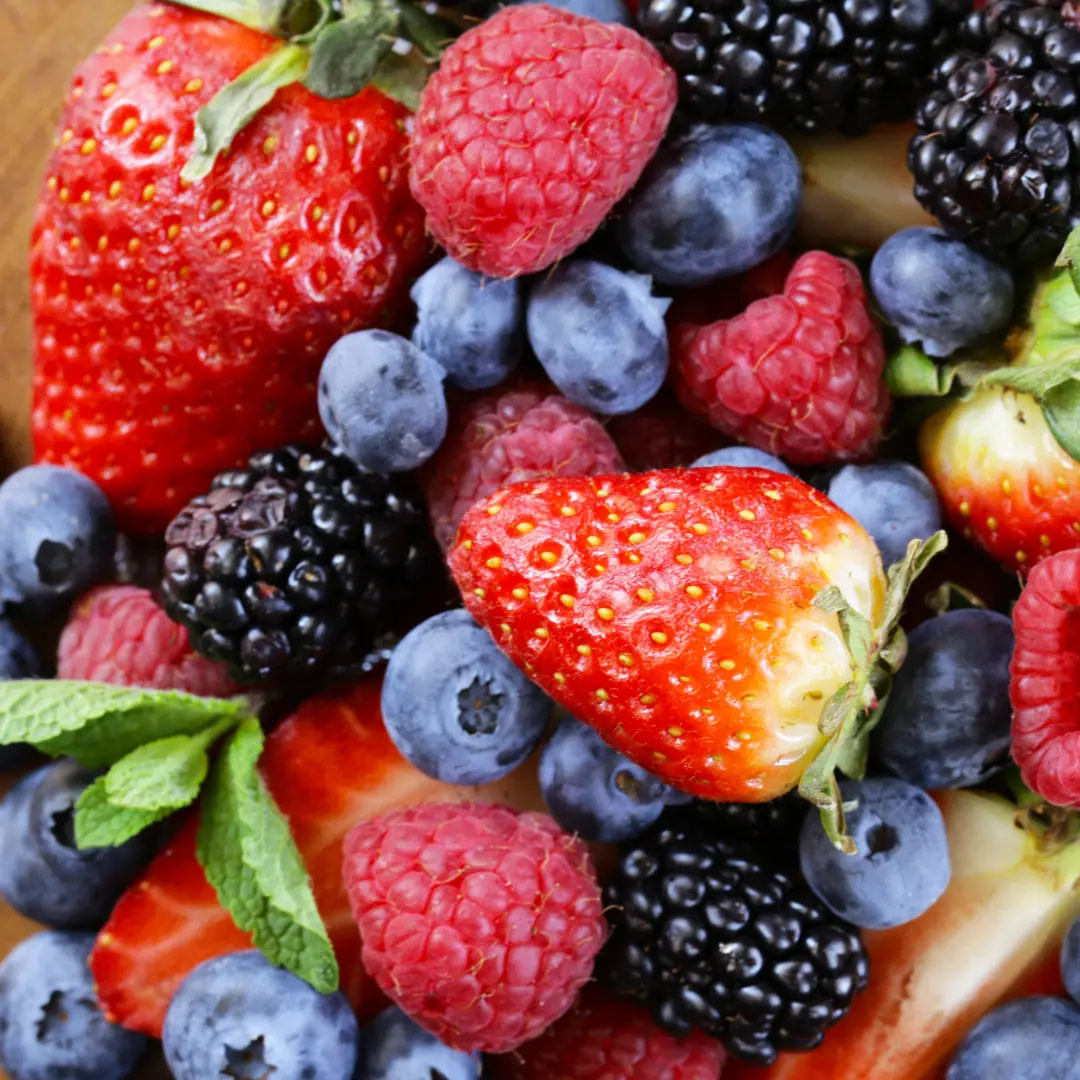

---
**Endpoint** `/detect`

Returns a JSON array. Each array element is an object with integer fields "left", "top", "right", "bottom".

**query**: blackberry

[
  {"left": 665, "top": 791, "right": 808, "bottom": 864},
  {"left": 638, "top": 0, "right": 969, "bottom": 134},
  {"left": 599, "top": 823, "right": 869, "bottom": 1066},
  {"left": 161, "top": 444, "right": 437, "bottom": 683},
  {"left": 910, "top": 0, "right": 1080, "bottom": 263}
]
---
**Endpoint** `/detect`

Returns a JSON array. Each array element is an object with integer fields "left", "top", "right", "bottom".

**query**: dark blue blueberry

[
  {"left": 799, "top": 777, "right": 950, "bottom": 930},
  {"left": 318, "top": 329, "right": 448, "bottom": 472},
  {"left": 1064, "top": 915, "right": 1080, "bottom": 1006},
  {"left": 0, "top": 759, "right": 159, "bottom": 929},
  {"left": 870, "top": 227, "right": 1015, "bottom": 358},
  {"left": 691, "top": 446, "right": 794, "bottom": 474},
  {"left": 616, "top": 124, "right": 802, "bottom": 286},
  {"left": 410, "top": 256, "right": 524, "bottom": 391},
  {"left": 526, "top": 261, "right": 669, "bottom": 415},
  {"left": 382, "top": 609, "right": 551, "bottom": 785},
  {"left": 0, "top": 466, "right": 115, "bottom": 616},
  {"left": 539, "top": 713, "right": 684, "bottom": 842},
  {"left": 946, "top": 997, "right": 1080, "bottom": 1080},
  {"left": 0, "top": 930, "right": 148, "bottom": 1080},
  {"left": 163, "top": 951, "right": 359, "bottom": 1080},
  {"left": 359, "top": 1005, "right": 480, "bottom": 1080},
  {"left": 826, "top": 462, "right": 942, "bottom": 567},
  {"left": 873, "top": 609, "right": 1014, "bottom": 790},
  {"left": 505, "top": 0, "right": 631, "bottom": 22}
]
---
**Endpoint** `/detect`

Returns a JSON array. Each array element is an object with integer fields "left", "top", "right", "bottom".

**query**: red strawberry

[
  {"left": 919, "top": 384, "right": 1080, "bottom": 572},
  {"left": 409, "top": 5, "right": 677, "bottom": 278},
  {"left": 1010, "top": 549, "right": 1080, "bottom": 808},
  {"left": 90, "top": 814, "right": 250, "bottom": 1037},
  {"left": 32, "top": 3, "right": 427, "bottom": 534},
  {"left": 726, "top": 790, "right": 1080, "bottom": 1080},
  {"left": 92, "top": 677, "right": 547, "bottom": 1036},
  {"left": 449, "top": 467, "right": 895, "bottom": 804},
  {"left": 671, "top": 251, "right": 890, "bottom": 465}
]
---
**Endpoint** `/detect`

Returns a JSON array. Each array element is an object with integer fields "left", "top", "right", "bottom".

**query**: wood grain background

[{"left": 0, "top": 4, "right": 173, "bottom": 1076}]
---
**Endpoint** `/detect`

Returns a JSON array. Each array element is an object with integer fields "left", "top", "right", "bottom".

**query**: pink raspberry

[
  {"left": 606, "top": 387, "right": 720, "bottom": 471},
  {"left": 342, "top": 801, "right": 607, "bottom": 1054},
  {"left": 409, "top": 5, "right": 677, "bottom": 278},
  {"left": 423, "top": 386, "right": 625, "bottom": 550},
  {"left": 491, "top": 986, "right": 726, "bottom": 1080},
  {"left": 672, "top": 251, "right": 890, "bottom": 465},
  {"left": 58, "top": 585, "right": 238, "bottom": 697}
]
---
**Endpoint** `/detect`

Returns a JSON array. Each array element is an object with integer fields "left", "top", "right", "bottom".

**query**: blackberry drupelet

[
  {"left": 637, "top": 0, "right": 969, "bottom": 134},
  {"left": 160, "top": 444, "right": 437, "bottom": 683},
  {"left": 909, "top": 0, "right": 1080, "bottom": 264},
  {"left": 599, "top": 823, "right": 869, "bottom": 1066}
]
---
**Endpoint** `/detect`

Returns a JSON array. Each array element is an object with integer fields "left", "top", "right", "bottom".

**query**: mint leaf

[
  {"left": 0, "top": 681, "right": 246, "bottom": 768},
  {"left": 104, "top": 716, "right": 237, "bottom": 812},
  {"left": 74, "top": 779, "right": 169, "bottom": 848},
  {"left": 198, "top": 718, "right": 338, "bottom": 994}
]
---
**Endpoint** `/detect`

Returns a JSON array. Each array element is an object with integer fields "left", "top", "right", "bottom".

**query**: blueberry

[
  {"left": 826, "top": 462, "right": 942, "bottom": 567},
  {"left": 946, "top": 997, "right": 1080, "bottom": 1080},
  {"left": 691, "top": 446, "right": 794, "bottom": 474},
  {"left": 526, "top": 261, "right": 670, "bottom": 415},
  {"left": 616, "top": 124, "right": 802, "bottom": 286},
  {"left": 870, "top": 227, "right": 1015, "bottom": 358},
  {"left": 381, "top": 609, "right": 551, "bottom": 785},
  {"left": 505, "top": 0, "right": 631, "bottom": 22},
  {"left": 359, "top": 1005, "right": 480, "bottom": 1080},
  {"left": 0, "top": 466, "right": 115, "bottom": 616},
  {"left": 799, "top": 777, "right": 950, "bottom": 930},
  {"left": 1064, "top": 915, "right": 1080, "bottom": 1006},
  {"left": 410, "top": 256, "right": 524, "bottom": 391},
  {"left": 0, "top": 759, "right": 159, "bottom": 928},
  {"left": 873, "top": 609, "right": 1014, "bottom": 789},
  {"left": 318, "top": 329, "right": 448, "bottom": 472},
  {"left": 0, "top": 621, "right": 45, "bottom": 771},
  {"left": 539, "top": 713, "right": 683, "bottom": 842},
  {"left": 0, "top": 930, "right": 148, "bottom": 1080},
  {"left": 163, "top": 951, "right": 359, "bottom": 1080}
]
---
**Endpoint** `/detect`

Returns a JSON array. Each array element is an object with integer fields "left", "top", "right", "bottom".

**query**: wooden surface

[{"left": 0, "top": 4, "right": 148, "bottom": 1077}]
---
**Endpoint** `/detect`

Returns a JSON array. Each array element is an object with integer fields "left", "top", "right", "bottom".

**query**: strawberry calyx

[
  {"left": 799, "top": 530, "right": 948, "bottom": 854},
  {"left": 172, "top": 0, "right": 454, "bottom": 181},
  {"left": 885, "top": 224, "right": 1080, "bottom": 464}
]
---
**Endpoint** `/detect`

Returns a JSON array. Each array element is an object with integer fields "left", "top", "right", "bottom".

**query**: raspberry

[
  {"left": 606, "top": 388, "right": 720, "bottom": 472},
  {"left": 672, "top": 251, "right": 890, "bottom": 466},
  {"left": 423, "top": 387, "right": 625, "bottom": 551},
  {"left": 1010, "top": 549, "right": 1080, "bottom": 808},
  {"left": 491, "top": 986, "right": 726, "bottom": 1080},
  {"left": 342, "top": 801, "right": 607, "bottom": 1053},
  {"left": 58, "top": 585, "right": 237, "bottom": 697},
  {"left": 409, "top": 5, "right": 677, "bottom": 278}
]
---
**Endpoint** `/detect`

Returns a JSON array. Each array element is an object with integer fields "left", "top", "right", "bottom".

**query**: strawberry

[
  {"left": 31, "top": 2, "right": 427, "bottom": 534},
  {"left": 449, "top": 467, "right": 939, "bottom": 810},
  {"left": 92, "top": 677, "right": 547, "bottom": 1036},
  {"left": 408, "top": 5, "right": 677, "bottom": 278},
  {"left": 724, "top": 789, "right": 1080, "bottom": 1080}
]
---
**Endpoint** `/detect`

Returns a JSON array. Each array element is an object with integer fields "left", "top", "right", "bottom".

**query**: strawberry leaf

[
  {"left": 170, "top": 0, "right": 327, "bottom": 35},
  {"left": 1056, "top": 223, "right": 1080, "bottom": 299},
  {"left": 302, "top": 7, "right": 397, "bottom": 99},
  {"left": 0, "top": 681, "right": 248, "bottom": 768},
  {"left": 197, "top": 717, "right": 339, "bottom": 994},
  {"left": 799, "top": 757, "right": 852, "bottom": 855},
  {"left": 74, "top": 780, "right": 170, "bottom": 849},
  {"left": 183, "top": 43, "right": 311, "bottom": 183},
  {"left": 885, "top": 345, "right": 958, "bottom": 398},
  {"left": 1041, "top": 379, "right": 1080, "bottom": 463}
]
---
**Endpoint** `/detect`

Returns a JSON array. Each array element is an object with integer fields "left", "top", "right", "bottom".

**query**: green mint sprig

[{"left": 0, "top": 680, "right": 338, "bottom": 995}]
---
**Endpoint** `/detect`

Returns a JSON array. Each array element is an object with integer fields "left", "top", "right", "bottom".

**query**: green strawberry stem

[
  {"left": 172, "top": 0, "right": 454, "bottom": 180},
  {"left": 799, "top": 531, "right": 948, "bottom": 854}
]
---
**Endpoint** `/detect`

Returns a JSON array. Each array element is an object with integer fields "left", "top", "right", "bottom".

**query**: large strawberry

[
  {"left": 31, "top": 1, "right": 431, "bottom": 534},
  {"left": 91, "top": 677, "right": 546, "bottom": 1036},
  {"left": 450, "top": 467, "right": 942, "bottom": 837},
  {"left": 726, "top": 789, "right": 1080, "bottom": 1080}
]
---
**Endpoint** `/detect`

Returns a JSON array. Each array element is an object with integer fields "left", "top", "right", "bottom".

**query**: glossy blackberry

[
  {"left": 638, "top": 0, "right": 970, "bottom": 134},
  {"left": 160, "top": 445, "right": 436, "bottom": 683},
  {"left": 599, "top": 823, "right": 869, "bottom": 1066},
  {"left": 666, "top": 792, "right": 807, "bottom": 864},
  {"left": 909, "top": 0, "right": 1080, "bottom": 263}
]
